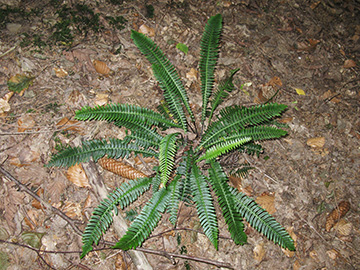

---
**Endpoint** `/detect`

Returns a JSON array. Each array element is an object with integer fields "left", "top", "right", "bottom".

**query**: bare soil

[{"left": 0, "top": 0, "right": 359, "bottom": 269}]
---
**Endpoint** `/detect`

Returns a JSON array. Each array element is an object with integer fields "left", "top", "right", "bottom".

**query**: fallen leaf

[
  {"left": 256, "top": 193, "right": 276, "bottom": 214},
  {"left": 21, "top": 231, "right": 45, "bottom": 249},
  {"left": 282, "top": 227, "right": 297, "bottom": 257},
  {"left": 93, "top": 60, "right": 111, "bottom": 75},
  {"left": 176, "top": 43, "right": 188, "bottom": 54},
  {"left": 56, "top": 117, "right": 84, "bottom": 133},
  {"left": 334, "top": 219, "right": 352, "bottom": 236},
  {"left": 253, "top": 242, "right": 266, "bottom": 262},
  {"left": 62, "top": 201, "right": 82, "bottom": 219},
  {"left": 321, "top": 90, "right": 341, "bottom": 103},
  {"left": 66, "top": 164, "right": 90, "bottom": 188},
  {"left": 53, "top": 67, "right": 68, "bottom": 78},
  {"left": 327, "top": 249, "right": 341, "bottom": 260},
  {"left": 294, "top": 39, "right": 320, "bottom": 52},
  {"left": 31, "top": 188, "right": 44, "bottom": 209},
  {"left": 17, "top": 114, "right": 36, "bottom": 132},
  {"left": 295, "top": 88, "right": 306, "bottom": 95},
  {"left": 343, "top": 59, "right": 356, "bottom": 68},
  {"left": 7, "top": 74, "right": 35, "bottom": 95},
  {"left": 138, "top": 24, "right": 155, "bottom": 37},
  {"left": 93, "top": 93, "right": 109, "bottom": 106},
  {"left": 306, "top": 137, "right": 325, "bottom": 148},
  {"left": 0, "top": 92, "right": 14, "bottom": 114},
  {"left": 186, "top": 68, "right": 198, "bottom": 81}
]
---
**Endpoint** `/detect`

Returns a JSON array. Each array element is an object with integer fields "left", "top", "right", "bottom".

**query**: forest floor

[{"left": 0, "top": 0, "right": 359, "bottom": 269}]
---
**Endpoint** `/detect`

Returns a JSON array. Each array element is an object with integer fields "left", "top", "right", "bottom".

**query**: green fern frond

[
  {"left": 47, "top": 138, "right": 158, "bottom": 168},
  {"left": 123, "top": 133, "right": 159, "bottom": 150},
  {"left": 114, "top": 120, "right": 163, "bottom": 143},
  {"left": 113, "top": 186, "right": 171, "bottom": 250},
  {"left": 81, "top": 177, "right": 152, "bottom": 258},
  {"left": 230, "top": 187, "right": 295, "bottom": 251},
  {"left": 204, "top": 126, "right": 287, "bottom": 150},
  {"left": 238, "top": 142, "right": 263, "bottom": 157},
  {"left": 75, "top": 103, "right": 180, "bottom": 128},
  {"left": 131, "top": 30, "right": 193, "bottom": 129},
  {"left": 167, "top": 175, "right": 181, "bottom": 226},
  {"left": 208, "top": 68, "right": 240, "bottom": 124},
  {"left": 197, "top": 137, "right": 252, "bottom": 162},
  {"left": 198, "top": 103, "right": 287, "bottom": 151},
  {"left": 159, "top": 133, "right": 178, "bottom": 186},
  {"left": 229, "top": 164, "right": 254, "bottom": 178},
  {"left": 200, "top": 13, "right": 222, "bottom": 125},
  {"left": 208, "top": 161, "right": 247, "bottom": 245},
  {"left": 157, "top": 100, "right": 173, "bottom": 120},
  {"left": 190, "top": 164, "right": 218, "bottom": 249},
  {"left": 177, "top": 151, "right": 193, "bottom": 204},
  {"left": 151, "top": 169, "right": 161, "bottom": 192}
]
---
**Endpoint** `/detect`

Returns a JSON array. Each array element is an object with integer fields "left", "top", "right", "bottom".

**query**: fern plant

[{"left": 47, "top": 14, "right": 295, "bottom": 258}]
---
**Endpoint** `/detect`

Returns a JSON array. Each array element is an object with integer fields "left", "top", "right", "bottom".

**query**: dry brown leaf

[
  {"left": 294, "top": 39, "right": 320, "bottom": 52},
  {"left": 310, "top": 1, "right": 321, "bottom": 9},
  {"left": 256, "top": 193, "right": 276, "bottom": 214},
  {"left": 282, "top": 227, "right": 297, "bottom": 257},
  {"left": 17, "top": 114, "right": 36, "bottom": 132},
  {"left": 325, "top": 201, "right": 350, "bottom": 232},
  {"left": 309, "top": 250, "right": 320, "bottom": 262},
  {"left": 334, "top": 219, "right": 352, "bottom": 236},
  {"left": 31, "top": 188, "right": 44, "bottom": 209},
  {"left": 321, "top": 90, "right": 341, "bottom": 103},
  {"left": 93, "top": 93, "right": 109, "bottom": 106},
  {"left": 306, "top": 137, "right": 325, "bottom": 148},
  {"left": 138, "top": 24, "right": 155, "bottom": 37},
  {"left": 0, "top": 92, "right": 14, "bottom": 114},
  {"left": 93, "top": 60, "right": 111, "bottom": 75},
  {"left": 46, "top": 172, "right": 68, "bottom": 203},
  {"left": 3, "top": 182, "right": 26, "bottom": 233},
  {"left": 186, "top": 68, "right": 198, "bottom": 81},
  {"left": 228, "top": 175, "right": 253, "bottom": 196},
  {"left": 66, "top": 164, "right": 90, "bottom": 188},
  {"left": 343, "top": 59, "right": 356, "bottom": 68},
  {"left": 327, "top": 249, "right": 341, "bottom": 261},
  {"left": 25, "top": 209, "right": 41, "bottom": 229},
  {"left": 67, "top": 89, "right": 87, "bottom": 108},
  {"left": 56, "top": 117, "right": 84, "bottom": 133},
  {"left": 53, "top": 67, "right": 68, "bottom": 78},
  {"left": 293, "top": 260, "right": 302, "bottom": 270},
  {"left": 83, "top": 193, "right": 92, "bottom": 209},
  {"left": 268, "top": 76, "right": 282, "bottom": 87},
  {"left": 253, "top": 242, "right": 266, "bottom": 262},
  {"left": 61, "top": 201, "right": 82, "bottom": 219},
  {"left": 98, "top": 157, "right": 147, "bottom": 180}
]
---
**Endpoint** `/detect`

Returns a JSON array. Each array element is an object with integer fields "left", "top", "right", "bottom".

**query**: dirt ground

[{"left": 0, "top": 0, "right": 359, "bottom": 269}]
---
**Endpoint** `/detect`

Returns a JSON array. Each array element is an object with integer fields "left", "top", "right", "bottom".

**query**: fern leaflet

[
  {"left": 200, "top": 13, "right": 222, "bottom": 126},
  {"left": 190, "top": 164, "right": 218, "bottom": 249},
  {"left": 81, "top": 177, "right": 152, "bottom": 258},
  {"left": 159, "top": 133, "right": 178, "bottom": 186},
  {"left": 208, "top": 160, "right": 247, "bottom": 245},
  {"left": 113, "top": 186, "right": 171, "bottom": 250},
  {"left": 230, "top": 187, "right": 295, "bottom": 251}
]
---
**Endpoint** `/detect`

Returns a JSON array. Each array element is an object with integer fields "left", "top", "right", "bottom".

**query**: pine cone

[
  {"left": 325, "top": 201, "right": 350, "bottom": 232},
  {"left": 98, "top": 157, "right": 147, "bottom": 180}
]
